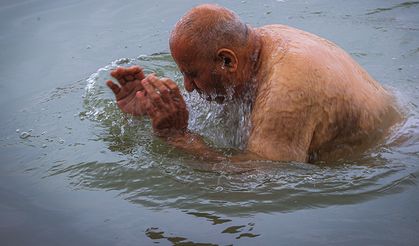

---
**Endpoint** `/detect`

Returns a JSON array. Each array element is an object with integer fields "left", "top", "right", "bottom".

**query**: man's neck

[
  {"left": 250, "top": 29, "right": 263, "bottom": 76},
  {"left": 242, "top": 26, "right": 263, "bottom": 96}
]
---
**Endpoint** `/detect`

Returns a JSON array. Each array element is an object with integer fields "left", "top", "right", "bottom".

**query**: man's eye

[{"left": 184, "top": 71, "right": 196, "bottom": 78}]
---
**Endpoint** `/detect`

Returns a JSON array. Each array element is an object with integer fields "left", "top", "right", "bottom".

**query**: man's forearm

[
  {"left": 161, "top": 131, "right": 265, "bottom": 173},
  {"left": 164, "top": 131, "right": 226, "bottom": 162}
]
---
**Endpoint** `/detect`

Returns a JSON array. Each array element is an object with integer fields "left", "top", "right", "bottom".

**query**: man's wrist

[{"left": 155, "top": 128, "right": 188, "bottom": 139}]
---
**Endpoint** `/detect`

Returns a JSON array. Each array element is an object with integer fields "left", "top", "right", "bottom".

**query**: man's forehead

[{"left": 173, "top": 48, "right": 203, "bottom": 66}]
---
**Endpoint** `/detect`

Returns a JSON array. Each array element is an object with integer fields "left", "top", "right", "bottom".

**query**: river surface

[{"left": 1, "top": 0, "right": 419, "bottom": 245}]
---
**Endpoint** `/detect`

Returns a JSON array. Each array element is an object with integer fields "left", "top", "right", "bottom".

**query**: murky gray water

[{"left": 1, "top": 0, "right": 419, "bottom": 245}]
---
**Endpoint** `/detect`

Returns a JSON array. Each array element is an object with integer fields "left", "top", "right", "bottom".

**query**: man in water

[{"left": 106, "top": 4, "right": 401, "bottom": 163}]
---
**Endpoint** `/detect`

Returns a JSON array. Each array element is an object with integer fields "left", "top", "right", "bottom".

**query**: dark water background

[{"left": 1, "top": 0, "right": 419, "bottom": 245}]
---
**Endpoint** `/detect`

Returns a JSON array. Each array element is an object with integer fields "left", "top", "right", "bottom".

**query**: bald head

[{"left": 170, "top": 4, "right": 249, "bottom": 60}]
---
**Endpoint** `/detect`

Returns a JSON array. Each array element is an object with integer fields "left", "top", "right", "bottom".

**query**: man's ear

[{"left": 217, "top": 48, "right": 238, "bottom": 72}]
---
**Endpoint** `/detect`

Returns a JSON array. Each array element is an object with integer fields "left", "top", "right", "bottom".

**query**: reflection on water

[
  {"left": 145, "top": 211, "right": 259, "bottom": 244},
  {"left": 21, "top": 53, "right": 413, "bottom": 214}
]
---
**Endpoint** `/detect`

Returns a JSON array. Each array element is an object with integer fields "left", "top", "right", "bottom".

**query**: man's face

[{"left": 174, "top": 55, "right": 230, "bottom": 104}]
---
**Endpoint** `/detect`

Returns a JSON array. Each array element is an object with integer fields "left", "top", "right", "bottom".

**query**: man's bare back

[
  {"left": 248, "top": 24, "right": 401, "bottom": 162},
  {"left": 107, "top": 4, "right": 401, "bottom": 165}
]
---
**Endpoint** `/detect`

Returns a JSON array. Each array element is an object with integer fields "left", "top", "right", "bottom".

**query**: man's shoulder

[
  {"left": 258, "top": 24, "right": 340, "bottom": 56},
  {"left": 257, "top": 24, "right": 318, "bottom": 41},
  {"left": 258, "top": 24, "right": 294, "bottom": 32}
]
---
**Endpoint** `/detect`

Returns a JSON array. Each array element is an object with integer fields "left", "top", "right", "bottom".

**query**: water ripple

[{"left": 36, "top": 53, "right": 419, "bottom": 214}]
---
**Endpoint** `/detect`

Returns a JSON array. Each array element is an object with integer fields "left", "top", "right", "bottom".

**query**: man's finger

[
  {"left": 111, "top": 67, "right": 136, "bottom": 85},
  {"left": 122, "top": 66, "right": 142, "bottom": 81},
  {"left": 142, "top": 77, "right": 167, "bottom": 110},
  {"left": 111, "top": 67, "right": 128, "bottom": 85},
  {"left": 125, "top": 75, "right": 135, "bottom": 81},
  {"left": 149, "top": 76, "right": 171, "bottom": 103},
  {"left": 128, "top": 66, "right": 142, "bottom": 74},
  {"left": 161, "top": 78, "right": 181, "bottom": 95},
  {"left": 118, "top": 77, "right": 128, "bottom": 86},
  {"left": 160, "top": 78, "right": 186, "bottom": 107},
  {"left": 135, "top": 69, "right": 145, "bottom": 80},
  {"left": 137, "top": 91, "right": 157, "bottom": 118},
  {"left": 110, "top": 67, "right": 124, "bottom": 79},
  {"left": 118, "top": 89, "right": 136, "bottom": 107},
  {"left": 106, "top": 80, "right": 121, "bottom": 95}
]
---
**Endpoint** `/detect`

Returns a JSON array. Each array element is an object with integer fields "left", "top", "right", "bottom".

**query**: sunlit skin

[{"left": 107, "top": 4, "right": 402, "bottom": 165}]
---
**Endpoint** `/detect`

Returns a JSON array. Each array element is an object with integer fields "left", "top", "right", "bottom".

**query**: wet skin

[
  {"left": 107, "top": 68, "right": 188, "bottom": 134},
  {"left": 107, "top": 4, "right": 402, "bottom": 164}
]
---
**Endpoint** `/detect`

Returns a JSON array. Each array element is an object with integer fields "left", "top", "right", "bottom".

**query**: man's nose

[{"left": 183, "top": 76, "right": 196, "bottom": 92}]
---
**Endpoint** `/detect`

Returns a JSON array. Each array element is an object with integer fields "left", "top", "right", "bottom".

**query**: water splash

[
  {"left": 83, "top": 53, "right": 254, "bottom": 150},
  {"left": 55, "top": 53, "right": 419, "bottom": 214},
  {"left": 187, "top": 88, "right": 254, "bottom": 150}
]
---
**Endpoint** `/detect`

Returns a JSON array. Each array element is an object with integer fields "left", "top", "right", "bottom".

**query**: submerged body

[{"left": 107, "top": 4, "right": 401, "bottom": 164}]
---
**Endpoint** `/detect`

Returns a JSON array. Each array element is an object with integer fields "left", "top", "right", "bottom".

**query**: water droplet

[
  {"left": 215, "top": 186, "right": 224, "bottom": 192},
  {"left": 42, "top": 144, "right": 47, "bottom": 148},
  {"left": 20, "top": 132, "right": 31, "bottom": 139},
  {"left": 16, "top": 129, "right": 20, "bottom": 133},
  {"left": 58, "top": 138, "right": 65, "bottom": 144}
]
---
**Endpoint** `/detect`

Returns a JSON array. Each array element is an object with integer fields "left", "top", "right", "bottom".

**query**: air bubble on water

[
  {"left": 42, "top": 144, "right": 47, "bottom": 148},
  {"left": 20, "top": 132, "right": 31, "bottom": 139},
  {"left": 16, "top": 129, "right": 20, "bottom": 133},
  {"left": 58, "top": 138, "right": 65, "bottom": 144},
  {"left": 215, "top": 186, "right": 224, "bottom": 192}
]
